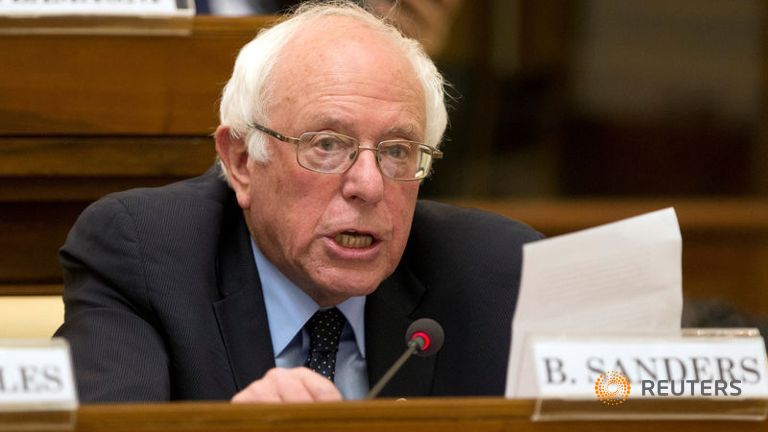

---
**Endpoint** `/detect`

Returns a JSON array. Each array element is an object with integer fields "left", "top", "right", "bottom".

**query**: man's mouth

[{"left": 334, "top": 232, "right": 374, "bottom": 249}]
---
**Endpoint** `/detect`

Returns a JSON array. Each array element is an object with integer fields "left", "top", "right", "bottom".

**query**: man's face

[{"left": 236, "top": 19, "right": 426, "bottom": 306}]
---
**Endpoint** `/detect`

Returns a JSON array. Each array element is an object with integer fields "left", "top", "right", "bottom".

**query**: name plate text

[
  {"left": 532, "top": 335, "right": 768, "bottom": 400},
  {"left": 0, "top": 0, "right": 186, "bottom": 17},
  {"left": 0, "top": 339, "right": 77, "bottom": 411}
]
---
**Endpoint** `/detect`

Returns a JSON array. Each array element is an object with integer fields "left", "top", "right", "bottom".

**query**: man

[{"left": 55, "top": 1, "right": 541, "bottom": 403}]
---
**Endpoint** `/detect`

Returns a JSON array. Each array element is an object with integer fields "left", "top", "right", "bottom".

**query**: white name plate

[
  {"left": 531, "top": 332, "right": 768, "bottom": 401},
  {"left": 0, "top": 0, "right": 191, "bottom": 17},
  {"left": 0, "top": 339, "right": 78, "bottom": 412}
]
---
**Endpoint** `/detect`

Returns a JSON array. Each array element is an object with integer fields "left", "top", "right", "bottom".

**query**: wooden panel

[
  {"left": 0, "top": 137, "right": 215, "bottom": 177},
  {"left": 0, "top": 285, "right": 63, "bottom": 296},
  {"left": 0, "top": 202, "right": 86, "bottom": 284},
  {"left": 453, "top": 199, "right": 768, "bottom": 235},
  {"left": 682, "top": 237, "right": 768, "bottom": 314},
  {"left": 0, "top": 176, "right": 200, "bottom": 202},
  {"left": 0, "top": 16, "right": 273, "bottom": 135},
  {"left": 40, "top": 399, "right": 768, "bottom": 431}
]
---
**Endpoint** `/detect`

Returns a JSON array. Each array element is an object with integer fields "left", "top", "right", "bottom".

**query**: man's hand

[{"left": 231, "top": 367, "right": 343, "bottom": 403}]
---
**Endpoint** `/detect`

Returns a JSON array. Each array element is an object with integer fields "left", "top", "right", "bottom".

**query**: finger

[
  {"left": 271, "top": 368, "right": 320, "bottom": 403},
  {"left": 232, "top": 368, "right": 312, "bottom": 403},
  {"left": 231, "top": 368, "right": 342, "bottom": 404},
  {"left": 295, "top": 368, "right": 343, "bottom": 402},
  {"left": 231, "top": 378, "right": 281, "bottom": 403}
]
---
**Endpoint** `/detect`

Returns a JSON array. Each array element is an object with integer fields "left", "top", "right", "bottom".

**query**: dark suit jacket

[{"left": 54, "top": 167, "right": 542, "bottom": 402}]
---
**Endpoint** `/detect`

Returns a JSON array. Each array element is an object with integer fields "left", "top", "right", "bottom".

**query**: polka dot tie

[{"left": 304, "top": 308, "right": 347, "bottom": 381}]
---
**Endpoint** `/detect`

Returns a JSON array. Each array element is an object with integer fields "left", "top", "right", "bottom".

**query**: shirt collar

[{"left": 251, "top": 239, "right": 367, "bottom": 358}]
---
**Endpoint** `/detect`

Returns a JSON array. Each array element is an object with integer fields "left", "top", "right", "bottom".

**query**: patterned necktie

[{"left": 304, "top": 308, "right": 347, "bottom": 381}]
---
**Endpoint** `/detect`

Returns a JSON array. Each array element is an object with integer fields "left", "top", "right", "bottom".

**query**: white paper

[{"left": 505, "top": 207, "right": 683, "bottom": 398}]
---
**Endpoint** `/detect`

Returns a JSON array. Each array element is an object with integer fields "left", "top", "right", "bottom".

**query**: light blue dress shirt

[{"left": 251, "top": 240, "right": 369, "bottom": 400}]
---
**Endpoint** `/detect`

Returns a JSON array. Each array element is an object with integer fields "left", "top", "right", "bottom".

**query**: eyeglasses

[{"left": 249, "top": 122, "right": 442, "bottom": 181}]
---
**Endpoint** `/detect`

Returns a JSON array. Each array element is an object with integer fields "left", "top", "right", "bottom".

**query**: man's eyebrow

[
  {"left": 306, "top": 118, "right": 423, "bottom": 141},
  {"left": 310, "top": 117, "right": 351, "bottom": 132},
  {"left": 384, "top": 125, "right": 422, "bottom": 141}
]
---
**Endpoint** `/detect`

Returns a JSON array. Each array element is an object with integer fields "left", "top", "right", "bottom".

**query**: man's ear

[{"left": 215, "top": 125, "right": 252, "bottom": 209}]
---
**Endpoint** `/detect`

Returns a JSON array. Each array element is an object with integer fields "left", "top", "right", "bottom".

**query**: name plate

[
  {"left": 0, "top": 339, "right": 78, "bottom": 412},
  {"left": 0, "top": 0, "right": 192, "bottom": 17},
  {"left": 531, "top": 332, "right": 768, "bottom": 402}
]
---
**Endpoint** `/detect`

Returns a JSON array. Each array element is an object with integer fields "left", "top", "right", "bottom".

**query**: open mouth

[{"left": 334, "top": 231, "right": 375, "bottom": 249}]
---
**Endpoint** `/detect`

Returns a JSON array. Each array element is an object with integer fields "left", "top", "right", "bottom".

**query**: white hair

[{"left": 217, "top": 0, "right": 448, "bottom": 179}]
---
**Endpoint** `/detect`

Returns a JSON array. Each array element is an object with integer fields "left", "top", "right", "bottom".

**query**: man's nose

[{"left": 341, "top": 147, "right": 384, "bottom": 204}]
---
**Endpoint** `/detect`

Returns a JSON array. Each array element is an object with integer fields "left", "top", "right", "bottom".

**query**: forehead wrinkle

[
  {"left": 302, "top": 114, "right": 423, "bottom": 142},
  {"left": 286, "top": 75, "right": 425, "bottom": 138},
  {"left": 287, "top": 70, "right": 423, "bottom": 101},
  {"left": 312, "top": 90, "right": 423, "bottom": 113},
  {"left": 266, "top": 65, "right": 425, "bottom": 131},
  {"left": 385, "top": 125, "right": 420, "bottom": 140}
]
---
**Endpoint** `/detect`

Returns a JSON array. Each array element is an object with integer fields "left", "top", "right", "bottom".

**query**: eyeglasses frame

[{"left": 249, "top": 122, "right": 443, "bottom": 181}]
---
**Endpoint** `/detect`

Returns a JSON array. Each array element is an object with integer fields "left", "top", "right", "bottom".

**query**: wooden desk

[{"left": 6, "top": 399, "right": 766, "bottom": 432}]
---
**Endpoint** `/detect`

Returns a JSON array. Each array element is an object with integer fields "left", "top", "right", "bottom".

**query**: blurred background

[
  {"left": 421, "top": 0, "right": 767, "bottom": 199},
  {"left": 0, "top": 0, "right": 767, "bottom": 337}
]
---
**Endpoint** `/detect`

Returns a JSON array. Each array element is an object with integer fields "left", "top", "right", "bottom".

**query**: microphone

[{"left": 366, "top": 318, "right": 444, "bottom": 399}]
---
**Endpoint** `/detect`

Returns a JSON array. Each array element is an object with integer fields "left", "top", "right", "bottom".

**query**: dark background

[{"left": 420, "top": 0, "right": 767, "bottom": 200}]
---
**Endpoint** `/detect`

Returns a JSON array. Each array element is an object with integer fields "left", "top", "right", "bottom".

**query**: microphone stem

[{"left": 366, "top": 341, "right": 419, "bottom": 399}]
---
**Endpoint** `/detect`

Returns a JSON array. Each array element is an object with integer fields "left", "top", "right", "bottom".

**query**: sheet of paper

[{"left": 505, "top": 207, "right": 683, "bottom": 398}]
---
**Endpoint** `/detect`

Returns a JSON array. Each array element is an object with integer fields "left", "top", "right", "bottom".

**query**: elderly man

[{"left": 55, "top": 1, "right": 540, "bottom": 403}]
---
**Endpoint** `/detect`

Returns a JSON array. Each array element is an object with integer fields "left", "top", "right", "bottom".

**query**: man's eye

[
  {"left": 313, "top": 137, "right": 344, "bottom": 152},
  {"left": 382, "top": 144, "right": 411, "bottom": 160}
]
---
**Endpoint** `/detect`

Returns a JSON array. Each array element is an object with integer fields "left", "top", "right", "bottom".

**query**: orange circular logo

[{"left": 594, "top": 370, "right": 631, "bottom": 405}]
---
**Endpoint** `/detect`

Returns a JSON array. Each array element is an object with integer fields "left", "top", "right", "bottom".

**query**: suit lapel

[
  {"left": 366, "top": 261, "right": 436, "bottom": 398},
  {"left": 212, "top": 194, "right": 275, "bottom": 391}
]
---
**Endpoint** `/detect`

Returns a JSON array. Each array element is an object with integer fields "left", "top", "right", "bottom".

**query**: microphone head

[{"left": 405, "top": 318, "right": 444, "bottom": 357}]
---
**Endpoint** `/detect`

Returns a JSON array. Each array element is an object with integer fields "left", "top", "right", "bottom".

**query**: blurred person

[
  {"left": 683, "top": 298, "right": 768, "bottom": 345},
  {"left": 55, "top": 1, "right": 540, "bottom": 403},
  {"left": 195, "top": 0, "right": 462, "bottom": 56}
]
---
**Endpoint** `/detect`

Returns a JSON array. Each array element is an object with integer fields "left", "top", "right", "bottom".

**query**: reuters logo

[{"left": 594, "top": 370, "right": 631, "bottom": 405}]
